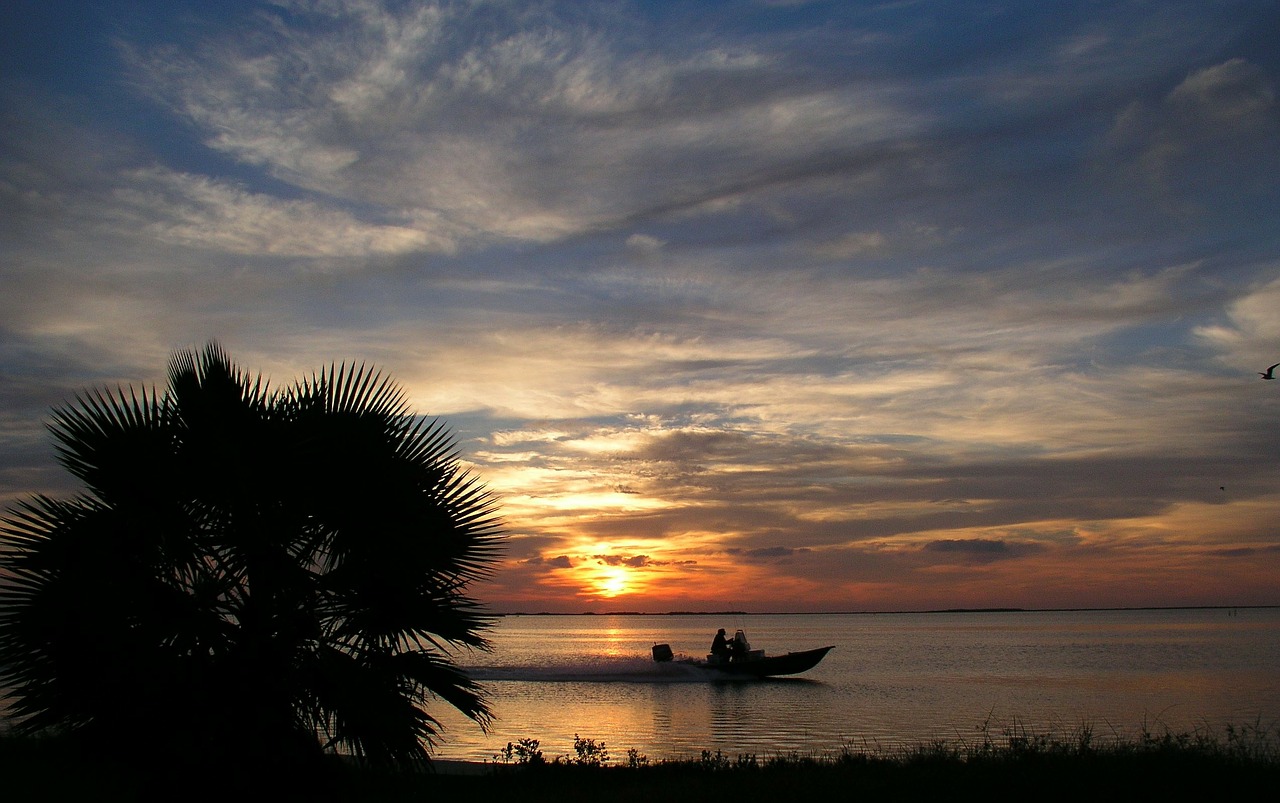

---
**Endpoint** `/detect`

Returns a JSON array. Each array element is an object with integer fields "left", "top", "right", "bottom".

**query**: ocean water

[{"left": 428, "top": 608, "right": 1280, "bottom": 763}]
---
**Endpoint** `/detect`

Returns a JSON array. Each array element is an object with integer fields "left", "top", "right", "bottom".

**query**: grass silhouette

[{"left": 3, "top": 720, "right": 1277, "bottom": 801}]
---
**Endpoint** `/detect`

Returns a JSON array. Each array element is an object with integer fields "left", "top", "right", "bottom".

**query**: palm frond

[
  {"left": 394, "top": 649, "right": 492, "bottom": 727},
  {"left": 397, "top": 415, "right": 461, "bottom": 467},
  {"left": 47, "top": 384, "right": 169, "bottom": 489},
  {"left": 305, "top": 645, "right": 445, "bottom": 766},
  {"left": 168, "top": 342, "right": 273, "bottom": 423},
  {"left": 0, "top": 343, "right": 505, "bottom": 768}
]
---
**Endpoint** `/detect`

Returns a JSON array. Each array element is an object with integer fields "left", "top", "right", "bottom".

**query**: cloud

[
  {"left": 808, "top": 231, "right": 888, "bottom": 260},
  {"left": 1206, "top": 544, "right": 1280, "bottom": 559},
  {"left": 127, "top": 1, "right": 919, "bottom": 246},
  {"left": 921, "top": 538, "right": 1044, "bottom": 563},
  {"left": 1103, "top": 58, "right": 1279, "bottom": 205},
  {"left": 592, "top": 554, "right": 695, "bottom": 568},
  {"left": 1194, "top": 275, "right": 1280, "bottom": 370},
  {"left": 596, "top": 554, "right": 648, "bottom": 567},
  {"left": 116, "top": 168, "right": 452, "bottom": 258},
  {"left": 726, "top": 546, "right": 811, "bottom": 561},
  {"left": 625, "top": 233, "right": 665, "bottom": 255},
  {"left": 523, "top": 555, "right": 574, "bottom": 569},
  {"left": 1167, "top": 59, "right": 1277, "bottom": 130}
]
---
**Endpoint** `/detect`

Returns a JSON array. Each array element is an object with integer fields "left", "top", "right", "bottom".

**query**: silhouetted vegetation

[
  {"left": 2, "top": 722, "right": 1277, "bottom": 801},
  {"left": 472, "top": 728, "right": 1280, "bottom": 803},
  {"left": 0, "top": 344, "right": 503, "bottom": 790}
]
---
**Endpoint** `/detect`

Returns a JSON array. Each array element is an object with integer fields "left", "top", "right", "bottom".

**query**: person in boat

[{"left": 710, "top": 628, "right": 732, "bottom": 662}]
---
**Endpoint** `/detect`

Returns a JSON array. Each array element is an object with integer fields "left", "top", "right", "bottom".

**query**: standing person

[{"left": 710, "top": 628, "right": 732, "bottom": 662}]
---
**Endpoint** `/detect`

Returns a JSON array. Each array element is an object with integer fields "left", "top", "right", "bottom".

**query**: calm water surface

[{"left": 430, "top": 608, "right": 1280, "bottom": 762}]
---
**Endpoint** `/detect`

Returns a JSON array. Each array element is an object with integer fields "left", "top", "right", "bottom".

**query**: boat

[
  {"left": 651, "top": 630, "right": 834, "bottom": 678},
  {"left": 696, "top": 645, "right": 834, "bottom": 677}
]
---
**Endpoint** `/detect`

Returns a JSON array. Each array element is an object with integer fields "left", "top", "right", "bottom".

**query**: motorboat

[{"left": 651, "top": 630, "right": 833, "bottom": 677}]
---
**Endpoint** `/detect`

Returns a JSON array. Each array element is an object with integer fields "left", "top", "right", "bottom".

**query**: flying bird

[{"left": 1260, "top": 363, "right": 1280, "bottom": 380}]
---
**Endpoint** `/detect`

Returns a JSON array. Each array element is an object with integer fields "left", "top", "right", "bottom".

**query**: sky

[{"left": 2, "top": 1, "right": 1279, "bottom": 614}]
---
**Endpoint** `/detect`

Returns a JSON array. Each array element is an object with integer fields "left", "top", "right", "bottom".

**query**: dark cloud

[
  {"left": 522, "top": 555, "right": 574, "bottom": 569},
  {"left": 593, "top": 554, "right": 695, "bottom": 568},
  {"left": 1206, "top": 544, "right": 1280, "bottom": 559},
  {"left": 726, "top": 546, "right": 811, "bottom": 561},
  {"left": 596, "top": 554, "right": 649, "bottom": 567},
  {"left": 916, "top": 540, "right": 1044, "bottom": 566}
]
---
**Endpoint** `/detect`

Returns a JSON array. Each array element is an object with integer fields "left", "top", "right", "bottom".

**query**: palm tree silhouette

[{"left": 0, "top": 343, "right": 503, "bottom": 773}]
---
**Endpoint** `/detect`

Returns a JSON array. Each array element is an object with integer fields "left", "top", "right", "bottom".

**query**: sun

[{"left": 594, "top": 567, "right": 630, "bottom": 598}]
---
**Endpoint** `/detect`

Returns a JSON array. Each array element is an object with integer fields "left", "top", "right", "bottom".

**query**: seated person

[{"left": 710, "top": 628, "right": 731, "bottom": 661}]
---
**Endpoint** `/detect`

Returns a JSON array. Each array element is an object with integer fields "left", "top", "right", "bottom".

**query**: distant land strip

[{"left": 496, "top": 605, "right": 1277, "bottom": 616}]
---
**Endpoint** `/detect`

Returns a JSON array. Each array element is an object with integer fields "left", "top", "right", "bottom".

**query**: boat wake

[{"left": 461, "top": 654, "right": 730, "bottom": 683}]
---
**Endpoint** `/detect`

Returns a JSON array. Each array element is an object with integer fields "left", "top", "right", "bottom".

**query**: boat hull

[{"left": 697, "top": 645, "right": 834, "bottom": 677}]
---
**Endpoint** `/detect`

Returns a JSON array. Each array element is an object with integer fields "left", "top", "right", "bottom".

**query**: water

[
  {"left": 2, "top": 608, "right": 1275, "bottom": 762},
  {"left": 427, "top": 608, "right": 1280, "bottom": 763}
]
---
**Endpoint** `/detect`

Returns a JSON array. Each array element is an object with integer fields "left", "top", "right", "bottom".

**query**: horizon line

[{"left": 492, "top": 604, "right": 1278, "bottom": 617}]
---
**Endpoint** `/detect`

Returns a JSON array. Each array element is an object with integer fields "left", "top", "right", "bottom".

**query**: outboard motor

[{"left": 652, "top": 643, "right": 674, "bottom": 662}]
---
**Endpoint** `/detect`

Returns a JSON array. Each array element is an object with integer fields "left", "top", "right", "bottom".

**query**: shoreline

[{"left": 4, "top": 725, "right": 1278, "bottom": 801}]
